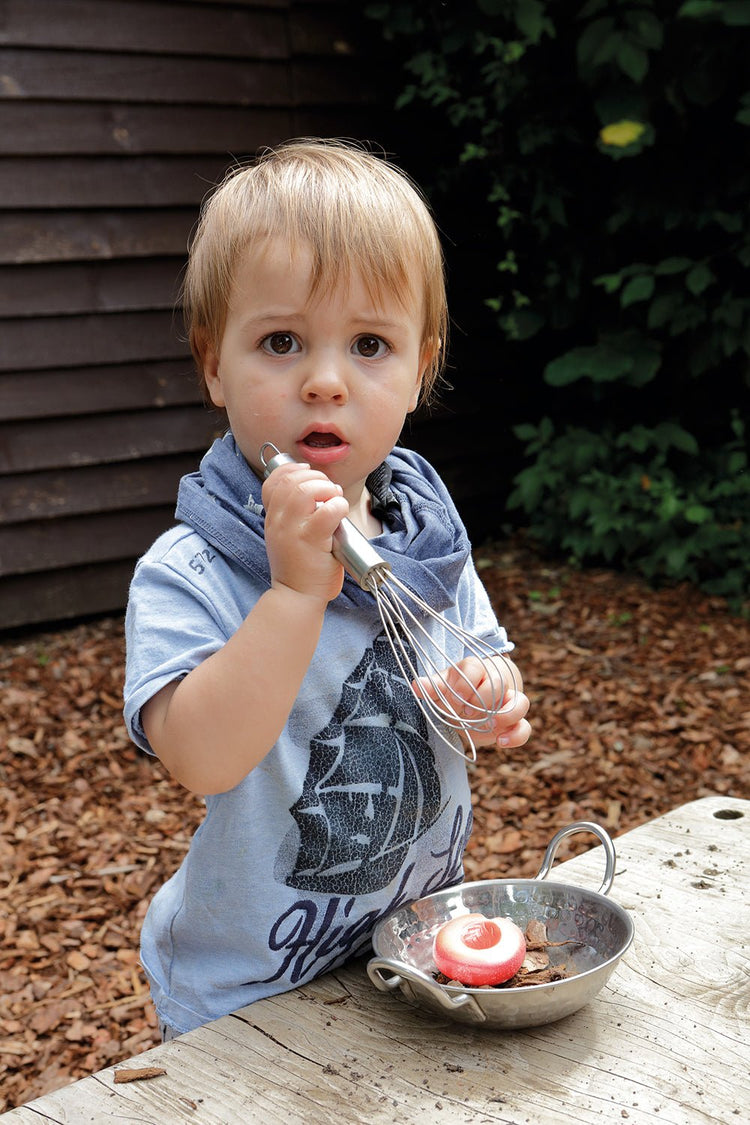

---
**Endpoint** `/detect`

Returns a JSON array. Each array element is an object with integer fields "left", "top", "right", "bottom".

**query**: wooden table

[{"left": 3, "top": 795, "right": 747, "bottom": 1124}]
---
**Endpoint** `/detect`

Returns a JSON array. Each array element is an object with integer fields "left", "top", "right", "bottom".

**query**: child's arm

[{"left": 140, "top": 462, "right": 349, "bottom": 794}]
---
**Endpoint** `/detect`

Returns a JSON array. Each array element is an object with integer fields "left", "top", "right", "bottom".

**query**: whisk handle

[{"left": 259, "top": 443, "right": 391, "bottom": 591}]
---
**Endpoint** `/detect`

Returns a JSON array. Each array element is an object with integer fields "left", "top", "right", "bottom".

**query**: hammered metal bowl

[{"left": 367, "top": 822, "right": 634, "bottom": 1029}]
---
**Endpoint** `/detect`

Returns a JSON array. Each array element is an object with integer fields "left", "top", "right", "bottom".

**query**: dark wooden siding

[{"left": 0, "top": 0, "right": 388, "bottom": 630}]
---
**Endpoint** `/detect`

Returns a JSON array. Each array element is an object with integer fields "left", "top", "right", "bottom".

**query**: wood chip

[{"left": 113, "top": 1066, "right": 167, "bottom": 1084}]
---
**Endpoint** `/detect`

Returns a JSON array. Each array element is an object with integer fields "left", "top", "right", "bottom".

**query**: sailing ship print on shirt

[{"left": 282, "top": 632, "right": 447, "bottom": 895}]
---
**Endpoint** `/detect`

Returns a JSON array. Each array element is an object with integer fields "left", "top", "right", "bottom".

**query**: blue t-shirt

[{"left": 124, "top": 436, "right": 511, "bottom": 1033}]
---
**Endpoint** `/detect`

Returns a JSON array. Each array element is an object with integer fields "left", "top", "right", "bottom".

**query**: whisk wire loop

[{"left": 367, "top": 572, "right": 517, "bottom": 761}]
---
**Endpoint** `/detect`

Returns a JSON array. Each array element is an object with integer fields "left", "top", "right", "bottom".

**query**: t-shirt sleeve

[
  {"left": 459, "top": 552, "right": 515, "bottom": 655},
  {"left": 123, "top": 543, "right": 232, "bottom": 755}
]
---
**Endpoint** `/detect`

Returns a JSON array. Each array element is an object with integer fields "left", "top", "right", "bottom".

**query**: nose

[{"left": 300, "top": 356, "right": 349, "bottom": 403}]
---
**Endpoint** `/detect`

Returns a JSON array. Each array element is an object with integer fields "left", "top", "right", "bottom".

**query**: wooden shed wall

[{"left": 0, "top": 0, "right": 392, "bottom": 630}]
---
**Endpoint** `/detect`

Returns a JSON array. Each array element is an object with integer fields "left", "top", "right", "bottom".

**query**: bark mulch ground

[{"left": 1, "top": 536, "right": 748, "bottom": 1112}]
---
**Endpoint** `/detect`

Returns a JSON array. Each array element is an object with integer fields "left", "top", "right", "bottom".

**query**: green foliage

[
  {"left": 365, "top": 0, "right": 750, "bottom": 605},
  {"left": 509, "top": 411, "right": 749, "bottom": 601}
]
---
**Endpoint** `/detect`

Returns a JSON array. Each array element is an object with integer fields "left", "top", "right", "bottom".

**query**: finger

[
  {"left": 444, "top": 658, "right": 487, "bottom": 705},
  {"left": 264, "top": 468, "right": 343, "bottom": 523},
  {"left": 496, "top": 718, "right": 532, "bottom": 748},
  {"left": 306, "top": 494, "right": 350, "bottom": 542},
  {"left": 495, "top": 689, "right": 530, "bottom": 721}
]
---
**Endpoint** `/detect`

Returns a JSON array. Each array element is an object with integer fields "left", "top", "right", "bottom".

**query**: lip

[{"left": 297, "top": 427, "right": 350, "bottom": 467}]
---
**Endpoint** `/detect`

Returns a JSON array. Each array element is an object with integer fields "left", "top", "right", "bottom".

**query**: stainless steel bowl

[{"left": 367, "top": 822, "right": 634, "bottom": 1028}]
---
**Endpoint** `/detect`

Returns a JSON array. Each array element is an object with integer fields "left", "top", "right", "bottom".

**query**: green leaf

[
  {"left": 685, "top": 262, "right": 716, "bottom": 294},
  {"left": 545, "top": 344, "right": 629, "bottom": 386},
  {"left": 599, "top": 119, "right": 647, "bottom": 146},
  {"left": 656, "top": 422, "right": 700, "bottom": 454},
  {"left": 598, "top": 121, "right": 655, "bottom": 159},
  {"left": 616, "top": 40, "right": 650, "bottom": 83},
  {"left": 510, "top": 307, "right": 546, "bottom": 339},
  {"left": 625, "top": 10, "right": 665, "bottom": 50},
  {"left": 723, "top": 2, "right": 750, "bottom": 25},
  {"left": 685, "top": 504, "right": 713, "bottom": 523},
  {"left": 677, "top": 1, "right": 722, "bottom": 17},
  {"left": 513, "top": 0, "right": 551, "bottom": 43},
  {"left": 594, "top": 272, "right": 624, "bottom": 293},
  {"left": 665, "top": 544, "right": 690, "bottom": 573},
  {"left": 577, "top": 17, "right": 616, "bottom": 69},
  {"left": 654, "top": 257, "right": 694, "bottom": 275},
  {"left": 713, "top": 210, "right": 744, "bottom": 233},
  {"left": 578, "top": 0, "right": 609, "bottom": 18},
  {"left": 513, "top": 423, "right": 542, "bottom": 442},
  {"left": 647, "top": 292, "right": 682, "bottom": 329},
  {"left": 628, "top": 343, "right": 662, "bottom": 386},
  {"left": 621, "top": 274, "right": 655, "bottom": 306}
]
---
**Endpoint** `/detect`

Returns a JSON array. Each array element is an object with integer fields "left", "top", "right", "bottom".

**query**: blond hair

[{"left": 182, "top": 138, "right": 447, "bottom": 404}]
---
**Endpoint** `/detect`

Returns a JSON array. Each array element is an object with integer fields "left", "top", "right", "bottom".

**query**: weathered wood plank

[
  {"left": 1, "top": 310, "right": 187, "bottom": 372},
  {"left": 177, "top": 0, "right": 287, "bottom": 6},
  {"left": 0, "top": 408, "right": 221, "bottom": 474},
  {"left": 0, "top": 360, "right": 202, "bottom": 421},
  {"left": 1, "top": 51, "right": 376, "bottom": 108},
  {"left": 0, "top": 454, "right": 200, "bottom": 524},
  {"left": 291, "top": 58, "right": 381, "bottom": 105},
  {"left": 178, "top": 0, "right": 287, "bottom": 5},
  {"left": 0, "top": 259, "right": 182, "bottom": 317},
  {"left": 0, "top": 0, "right": 288, "bottom": 58},
  {"left": 0, "top": 103, "right": 294, "bottom": 156},
  {"left": 0, "top": 559, "right": 136, "bottom": 630},
  {"left": 0, "top": 513, "right": 158, "bottom": 579},
  {"left": 0, "top": 50, "right": 292, "bottom": 105},
  {"left": 290, "top": 7, "right": 368, "bottom": 55},
  {"left": 0, "top": 505, "right": 176, "bottom": 576},
  {"left": 0, "top": 209, "right": 196, "bottom": 265},
  {"left": 0, "top": 155, "right": 233, "bottom": 208},
  {"left": 0, "top": 101, "right": 386, "bottom": 158},
  {"left": 0, "top": 0, "right": 365, "bottom": 58}
]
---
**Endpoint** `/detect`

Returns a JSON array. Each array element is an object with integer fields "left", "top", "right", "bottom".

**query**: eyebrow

[
  {"left": 236, "top": 311, "right": 305, "bottom": 330},
  {"left": 241, "top": 311, "right": 411, "bottom": 331}
]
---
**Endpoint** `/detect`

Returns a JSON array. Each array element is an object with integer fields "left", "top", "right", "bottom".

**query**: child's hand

[
  {"left": 262, "top": 461, "right": 349, "bottom": 604},
  {"left": 413, "top": 655, "right": 531, "bottom": 749}
]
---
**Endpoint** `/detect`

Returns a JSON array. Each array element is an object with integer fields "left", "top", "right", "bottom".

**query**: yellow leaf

[{"left": 599, "top": 120, "right": 646, "bottom": 147}]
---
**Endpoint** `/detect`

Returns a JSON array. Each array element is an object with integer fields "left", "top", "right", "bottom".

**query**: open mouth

[
  {"left": 299, "top": 431, "right": 349, "bottom": 465},
  {"left": 303, "top": 432, "right": 342, "bottom": 449}
]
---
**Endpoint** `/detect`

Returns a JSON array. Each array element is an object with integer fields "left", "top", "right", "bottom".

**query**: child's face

[{"left": 204, "top": 238, "right": 426, "bottom": 509}]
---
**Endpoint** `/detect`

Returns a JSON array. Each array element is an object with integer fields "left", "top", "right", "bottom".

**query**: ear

[
  {"left": 407, "top": 370, "right": 424, "bottom": 414},
  {"left": 202, "top": 344, "right": 225, "bottom": 409},
  {"left": 408, "top": 339, "right": 436, "bottom": 412}
]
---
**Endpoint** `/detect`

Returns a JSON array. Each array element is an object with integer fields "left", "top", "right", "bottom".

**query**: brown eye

[
  {"left": 263, "top": 332, "right": 298, "bottom": 355},
  {"left": 355, "top": 335, "right": 386, "bottom": 358}
]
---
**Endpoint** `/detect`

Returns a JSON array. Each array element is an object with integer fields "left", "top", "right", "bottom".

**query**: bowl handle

[
  {"left": 367, "top": 957, "right": 487, "bottom": 1023},
  {"left": 534, "top": 820, "right": 617, "bottom": 895}
]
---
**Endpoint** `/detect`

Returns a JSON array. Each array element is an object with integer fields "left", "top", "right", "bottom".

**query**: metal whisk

[{"left": 260, "top": 443, "right": 517, "bottom": 761}]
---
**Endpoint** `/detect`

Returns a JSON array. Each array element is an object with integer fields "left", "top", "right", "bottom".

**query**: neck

[{"left": 345, "top": 487, "right": 382, "bottom": 538}]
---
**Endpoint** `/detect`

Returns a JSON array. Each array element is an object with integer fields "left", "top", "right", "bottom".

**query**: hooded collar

[{"left": 175, "top": 432, "right": 470, "bottom": 611}]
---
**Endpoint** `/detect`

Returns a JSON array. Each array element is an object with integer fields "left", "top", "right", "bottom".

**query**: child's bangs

[{"left": 247, "top": 189, "right": 425, "bottom": 317}]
